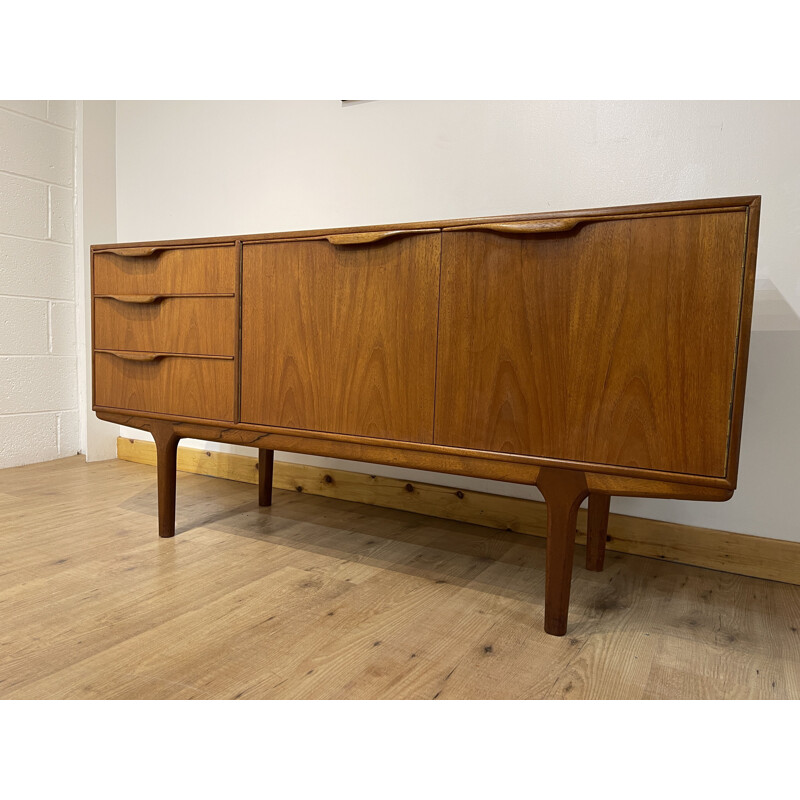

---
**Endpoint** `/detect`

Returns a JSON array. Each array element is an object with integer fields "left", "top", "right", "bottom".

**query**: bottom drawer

[{"left": 94, "top": 352, "right": 235, "bottom": 422}]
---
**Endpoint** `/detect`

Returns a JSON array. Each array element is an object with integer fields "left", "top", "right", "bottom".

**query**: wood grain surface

[
  {"left": 94, "top": 352, "right": 235, "bottom": 421},
  {"left": 94, "top": 295, "right": 237, "bottom": 356},
  {"left": 91, "top": 197, "right": 758, "bottom": 490},
  {"left": 1, "top": 456, "right": 797, "bottom": 699},
  {"left": 240, "top": 234, "right": 440, "bottom": 441},
  {"left": 434, "top": 211, "right": 748, "bottom": 477},
  {"left": 93, "top": 246, "right": 236, "bottom": 295}
]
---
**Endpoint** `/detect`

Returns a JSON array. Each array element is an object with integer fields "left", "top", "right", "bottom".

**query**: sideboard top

[{"left": 91, "top": 195, "right": 760, "bottom": 251}]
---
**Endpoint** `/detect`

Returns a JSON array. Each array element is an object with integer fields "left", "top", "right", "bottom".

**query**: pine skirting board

[{"left": 116, "top": 437, "right": 800, "bottom": 586}]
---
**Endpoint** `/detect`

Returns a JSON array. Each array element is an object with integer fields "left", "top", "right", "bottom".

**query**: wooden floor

[{"left": 1, "top": 456, "right": 798, "bottom": 700}]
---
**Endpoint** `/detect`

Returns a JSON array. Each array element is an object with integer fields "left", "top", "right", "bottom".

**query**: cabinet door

[
  {"left": 434, "top": 211, "right": 748, "bottom": 477},
  {"left": 241, "top": 233, "right": 440, "bottom": 442}
]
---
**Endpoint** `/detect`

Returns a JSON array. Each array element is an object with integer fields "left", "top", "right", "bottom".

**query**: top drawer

[{"left": 93, "top": 245, "right": 236, "bottom": 295}]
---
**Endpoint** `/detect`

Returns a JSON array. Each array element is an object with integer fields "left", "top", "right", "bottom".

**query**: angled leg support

[
  {"left": 152, "top": 422, "right": 181, "bottom": 539},
  {"left": 258, "top": 449, "right": 275, "bottom": 507},
  {"left": 586, "top": 493, "right": 611, "bottom": 572},
  {"left": 537, "top": 467, "right": 589, "bottom": 636}
]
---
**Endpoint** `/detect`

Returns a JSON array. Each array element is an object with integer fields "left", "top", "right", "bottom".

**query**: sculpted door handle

[
  {"left": 445, "top": 219, "right": 583, "bottom": 234},
  {"left": 100, "top": 350, "right": 165, "bottom": 362},
  {"left": 325, "top": 228, "right": 440, "bottom": 245},
  {"left": 100, "top": 247, "right": 163, "bottom": 257}
]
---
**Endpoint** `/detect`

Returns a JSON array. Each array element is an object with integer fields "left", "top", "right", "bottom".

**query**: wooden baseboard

[{"left": 116, "top": 437, "right": 800, "bottom": 586}]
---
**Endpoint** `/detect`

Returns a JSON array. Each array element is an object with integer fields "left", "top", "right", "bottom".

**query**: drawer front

[
  {"left": 434, "top": 211, "right": 749, "bottom": 478},
  {"left": 93, "top": 246, "right": 236, "bottom": 295},
  {"left": 94, "top": 296, "right": 237, "bottom": 356},
  {"left": 240, "top": 233, "right": 440, "bottom": 442},
  {"left": 94, "top": 352, "right": 235, "bottom": 421}
]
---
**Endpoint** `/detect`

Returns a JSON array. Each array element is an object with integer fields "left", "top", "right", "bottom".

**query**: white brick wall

[{"left": 0, "top": 100, "right": 79, "bottom": 468}]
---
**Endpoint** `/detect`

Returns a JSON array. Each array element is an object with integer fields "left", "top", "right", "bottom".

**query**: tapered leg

[
  {"left": 258, "top": 449, "right": 275, "bottom": 507},
  {"left": 152, "top": 422, "right": 180, "bottom": 538},
  {"left": 537, "top": 468, "right": 589, "bottom": 636},
  {"left": 586, "top": 493, "right": 611, "bottom": 572}
]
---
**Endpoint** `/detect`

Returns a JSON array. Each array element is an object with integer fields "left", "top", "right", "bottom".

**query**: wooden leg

[
  {"left": 152, "top": 422, "right": 180, "bottom": 538},
  {"left": 537, "top": 468, "right": 589, "bottom": 637},
  {"left": 258, "top": 449, "right": 275, "bottom": 507},
  {"left": 586, "top": 493, "right": 611, "bottom": 572}
]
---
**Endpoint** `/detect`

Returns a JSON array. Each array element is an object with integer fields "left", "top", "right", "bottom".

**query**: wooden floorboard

[{"left": 0, "top": 456, "right": 798, "bottom": 700}]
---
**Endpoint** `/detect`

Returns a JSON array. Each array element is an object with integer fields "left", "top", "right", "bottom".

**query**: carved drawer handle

[
  {"left": 447, "top": 219, "right": 583, "bottom": 234},
  {"left": 101, "top": 351, "right": 165, "bottom": 362},
  {"left": 101, "top": 247, "right": 163, "bottom": 257},
  {"left": 98, "top": 350, "right": 234, "bottom": 362},
  {"left": 102, "top": 294, "right": 164, "bottom": 304},
  {"left": 325, "top": 228, "right": 439, "bottom": 245}
]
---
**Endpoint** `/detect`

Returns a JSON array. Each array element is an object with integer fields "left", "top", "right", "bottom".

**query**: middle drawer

[{"left": 94, "top": 295, "right": 237, "bottom": 356}]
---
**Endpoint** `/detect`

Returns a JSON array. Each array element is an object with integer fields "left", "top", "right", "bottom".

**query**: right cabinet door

[{"left": 434, "top": 211, "right": 748, "bottom": 478}]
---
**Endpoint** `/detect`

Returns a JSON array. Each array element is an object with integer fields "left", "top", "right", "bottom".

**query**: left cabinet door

[{"left": 240, "top": 233, "right": 440, "bottom": 442}]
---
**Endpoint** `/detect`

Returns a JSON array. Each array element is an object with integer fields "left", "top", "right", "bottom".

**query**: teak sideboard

[{"left": 92, "top": 196, "right": 761, "bottom": 636}]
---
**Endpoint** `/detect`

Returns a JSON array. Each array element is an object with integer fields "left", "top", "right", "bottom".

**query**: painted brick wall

[{"left": 0, "top": 100, "right": 79, "bottom": 468}]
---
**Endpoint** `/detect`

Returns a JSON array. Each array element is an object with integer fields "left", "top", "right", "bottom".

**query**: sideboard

[{"left": 92, "top": 196, "right": 761, "bottom": 636}]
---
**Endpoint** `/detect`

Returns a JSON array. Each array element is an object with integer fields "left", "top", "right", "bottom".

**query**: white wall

[
  {"left": 114, "top": 100, "right": 800, "bottom": 542},
  {"left": 75, "top": 101, "right": 119, "bottom": 461},
  {"left": 0, "top": 101, "right": 80, "bottom": 468}
]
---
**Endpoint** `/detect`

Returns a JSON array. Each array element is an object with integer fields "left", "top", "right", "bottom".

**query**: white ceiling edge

[{"left": 751, "top": 278, "right": 800, "bottom": 331}]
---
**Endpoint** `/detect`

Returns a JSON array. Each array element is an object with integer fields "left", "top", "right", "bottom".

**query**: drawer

[
  {"left": 94, "top": 351, "right": 235, "bottom": 421},
  {"left": 93, "top": 245, "right": 236, "bottom": 295},
  {"left": 94, "top": 296, "right": 236, "bottom": 356}
]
